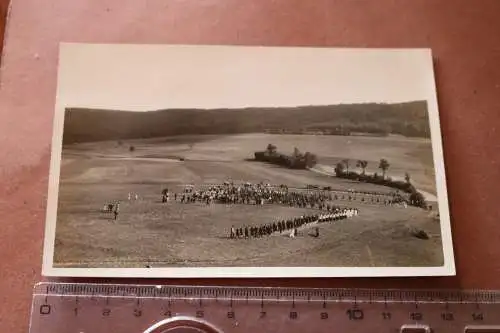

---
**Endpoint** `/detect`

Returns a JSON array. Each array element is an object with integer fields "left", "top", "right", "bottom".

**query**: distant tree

[
  {"left": 129, "top": 145, "right": 135, "bottom": 152},
  {"left": 356, "top": 160, "right": 368, "bottom": 175},
  {"left": 334, "top": 162, "right": 345, "bottom": 176},
  {"left": 293, "top": 147, "right": 302, "bottom": 158},
  {"left": 409, "top": 191, "right": 426, "bottom": 208},
  {"left": 304, "top": 152, "right": 318, "bottom": 168},
  {"left": 405, "top": 172, "right": 411, "bottom": 184},
  {"left": 266, "top": 143, "right": 277, "bottom": 154},
  {"left": 378, "top": 159, "right": 390, "bottom": 179},
  {"left": 341, "top": 159, "right": 350, "bottom": 173}
]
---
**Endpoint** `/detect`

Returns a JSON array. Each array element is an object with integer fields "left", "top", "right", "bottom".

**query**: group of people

[
  {"left": 102, "top": 202, "right": 120, "bottom": 220},
  {"left": 330, "top": 192, "right": 406, "bottom": 206},
  {"left": 104, "top": 181, "right": 374, "bottom": 222},
  {"left": 161, "top": 182, "right": 407, "bottom": 208},
  {"left": 161, "top": 182, "right": 335, "bottom": 210},
  {"left": 229, "top": 207, "right": 359, "bottom": 239}
]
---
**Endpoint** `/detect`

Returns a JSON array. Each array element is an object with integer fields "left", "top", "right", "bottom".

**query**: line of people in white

[
  {"left": 290, "top": 207, "right": 359, "bottom": 238},
  {"left": 316, "top": 207, "right": 359, "bottom": 222},
  {"left": 229, "top": 207, "right": 359, "bottom": 240}
]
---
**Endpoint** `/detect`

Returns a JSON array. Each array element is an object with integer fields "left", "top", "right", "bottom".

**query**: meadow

[{"left": 53, "top": 133, "right": 443, "bottom": 268}]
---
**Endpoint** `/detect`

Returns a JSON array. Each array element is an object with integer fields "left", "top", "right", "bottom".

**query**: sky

[{"left": 56, "top": 44, "right": 437, "bottom": 111}]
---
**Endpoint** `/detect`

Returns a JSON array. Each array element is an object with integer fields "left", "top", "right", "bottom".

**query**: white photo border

[{"left": 42, "top": 44, "right": 456, "bottom": 278}]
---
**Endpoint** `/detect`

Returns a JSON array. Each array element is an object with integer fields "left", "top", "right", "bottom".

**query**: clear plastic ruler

[{"left": 29, "top": 283, "right": 500, "bottom": 333}]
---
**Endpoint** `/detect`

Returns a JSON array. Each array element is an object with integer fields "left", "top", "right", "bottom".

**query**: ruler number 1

[
  {"left": 441, "top": 312, "right": 454, "bottom": 321},
  {"left": 410, "top": 312, "right": 423, "bottom": 321}
]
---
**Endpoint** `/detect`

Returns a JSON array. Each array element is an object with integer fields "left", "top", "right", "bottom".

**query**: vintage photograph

[{"left": 43, "top": 44, "right": 455, "bottom": 277}]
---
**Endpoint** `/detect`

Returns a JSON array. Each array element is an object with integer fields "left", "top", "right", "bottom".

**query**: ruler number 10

[{"left": 346, "top": 309, "right": 364, "bottom": 320}]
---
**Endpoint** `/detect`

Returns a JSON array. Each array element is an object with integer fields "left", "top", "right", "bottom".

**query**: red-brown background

[
  {"left": 0, "top": 1, "right": 7, "bottom": 58},
  {"left": 0, "top": 1, "right": 499, "bottom": 332}
]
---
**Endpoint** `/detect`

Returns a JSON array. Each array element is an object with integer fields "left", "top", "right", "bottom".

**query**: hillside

[{"left": 62, "top": 101, "right": 430, "bottom": 144}]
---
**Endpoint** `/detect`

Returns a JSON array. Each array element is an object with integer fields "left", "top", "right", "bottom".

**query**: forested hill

[{"left": 62, "top": 101, "right": 430, "bottom": 144}]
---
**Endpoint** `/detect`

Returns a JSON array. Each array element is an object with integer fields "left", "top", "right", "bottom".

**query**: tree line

[
  {"left": 63, "top": 101, "right": 429, "bottom": 144},
  {"left": 254, "top": 144, "right": 318, "bottom": 170},
  {"left": 267, "top": 121, "right": 429, "bottom": 138},
  {"left": 334, "top": 158, "right": 427, "bottom": 208},
  {"left": 252, "top": 144, "right": 427, "bottom": 208}
]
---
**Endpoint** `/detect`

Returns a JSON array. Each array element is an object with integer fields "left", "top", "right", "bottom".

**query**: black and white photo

[{"left": 42, "top": 44, "right": 455, "bottom": 277}]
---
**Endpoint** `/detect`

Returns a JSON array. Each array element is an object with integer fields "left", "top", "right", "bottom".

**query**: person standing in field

[
  {"left": 161, "top": 188, "right": 169, "bottom": 203},
  {"left": 113, "top": 202, "right": 120, "bottom": 220}
]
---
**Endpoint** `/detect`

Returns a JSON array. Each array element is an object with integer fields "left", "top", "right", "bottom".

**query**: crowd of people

[
  {"left": 161, "top": 182, "right": 361, "bottom": 240},
  {"left": 328, "top": 192, "right": 406, "bottom": 206},
  {"left": 102, "top": 202, "right": 120, "bottom": 220},
  {"left": 162, "top": 182, "right": 346, "bottom": 209},
  {"left": 106, "top": 182, "right": 368, "bottom": 229},
  {"left": 229, "top": 207, "right": 359, "bottom": 239},
  {"left": 161, "top": 182, "right": 405, "bottom": 208}
]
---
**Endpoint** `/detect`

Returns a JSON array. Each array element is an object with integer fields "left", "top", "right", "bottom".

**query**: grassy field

[{"left": 53, "top": 133, "right": 443, "bottom": 268}]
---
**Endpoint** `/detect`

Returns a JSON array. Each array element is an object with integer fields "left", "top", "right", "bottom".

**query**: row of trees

[
  {"left": 334, "top": 158, "right": 426, "bottom": 208},
  {"left": 335, "top": 158, "right": 393, "bottom": 179},
  {"left": 253, "top": 144, "right": 426, "bottom": 208},
  {"left": 254, "top": 144, "right": 318, "bottom": 169}
]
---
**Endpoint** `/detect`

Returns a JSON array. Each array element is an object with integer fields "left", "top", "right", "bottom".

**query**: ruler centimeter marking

[
  {"left": 32, "top": 283, "right": 500, "bottom": 302},
  {"left": 29, "top": 283, "right": 500, "bottom": 333}
]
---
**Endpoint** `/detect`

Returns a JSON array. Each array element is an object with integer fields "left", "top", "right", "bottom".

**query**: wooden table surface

[{"left": 1, "top": 1, "right": 500, "bottom": 332}]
